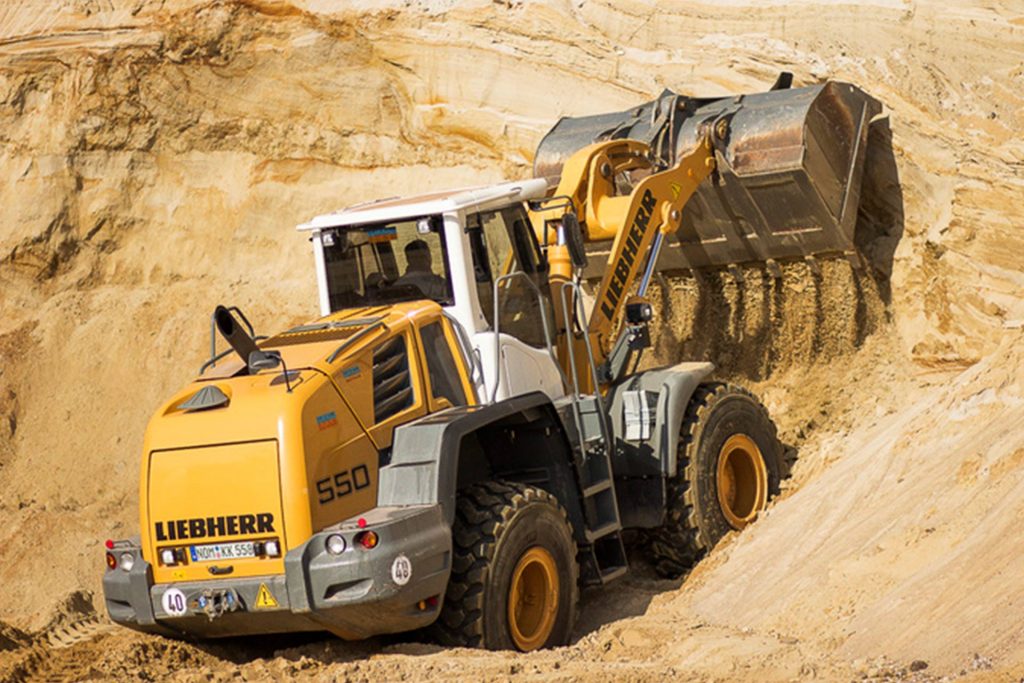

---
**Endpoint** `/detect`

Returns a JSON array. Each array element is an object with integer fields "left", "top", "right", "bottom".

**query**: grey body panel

[
  {"left": 604, "top": 362, "right": 714, "bottom": 528},
  {"left": 380, "top": 391, "right": 580, "bottom": 527},
  {"left": 104, "top": 504, "right": 451, "bottom": 639},
  {"left": 382, "top": 390, "right": 626, "bottom": 583},
  {"left": 103, "top": 554, "right": 175, "bottom": 637},
  {"left": 606, "top": 362, "right": 714, "bottom": 479}
]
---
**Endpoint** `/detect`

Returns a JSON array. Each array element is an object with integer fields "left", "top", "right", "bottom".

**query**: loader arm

[{"left": 535, "top": 134, "right": 716, "bottom": 377}]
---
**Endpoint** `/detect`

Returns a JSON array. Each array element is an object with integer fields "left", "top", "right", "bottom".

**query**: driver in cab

[{"left": 395, "top": 239, "right": 446, "bottom": 300}]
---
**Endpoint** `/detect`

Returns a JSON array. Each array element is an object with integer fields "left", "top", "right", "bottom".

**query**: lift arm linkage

[{"left": 540, "top": 134, "right": 717, "bottom": 355}]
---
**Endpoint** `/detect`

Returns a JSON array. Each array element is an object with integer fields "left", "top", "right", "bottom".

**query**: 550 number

[{"left": 316, "top": 464, "right": 371, "bottom": 505}]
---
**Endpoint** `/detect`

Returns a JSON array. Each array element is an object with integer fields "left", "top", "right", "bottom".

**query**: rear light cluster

[
  {"left": 159, "top": 547, "right": 189, "bottom": 567},
  {"left": 254, "top": 540, "right": 281, "bottom": 557},
  {"left": 325, "top": 520, "right": 380, "bottom": 556},
  {"left": 119, "top": 552, "right": 135, "bottom": 571},
  {"left": 356, "top": 531, "right": 379, "bottom": 549},
  {"left": 104, "top": 540, "right": 136, "bottom": 573},
  {"left": 325, "top": 534, "right": 347, "bottom": 555},
  {"left": 416, "top": 595, "right": 440, "bottom": 611}
]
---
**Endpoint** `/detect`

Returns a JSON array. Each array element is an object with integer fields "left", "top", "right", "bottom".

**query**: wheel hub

[
  {"left": 716, "top": 433, "right": 768, "bottom": 529},
  {"left": 507, "top": 546, "right": 559, "bottom": 651}
]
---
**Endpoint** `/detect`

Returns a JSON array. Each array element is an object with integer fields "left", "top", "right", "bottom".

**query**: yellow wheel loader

[{"left": 103, "top": 76, "right": 880, "bottom": 650}]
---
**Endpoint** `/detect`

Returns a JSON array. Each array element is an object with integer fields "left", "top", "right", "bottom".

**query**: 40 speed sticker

[
  {"left": 162, "top": 588, "right": 188, "bottom": 617},
  {"left": 391, "top": 554, "right": 412, "bottom": 586}
]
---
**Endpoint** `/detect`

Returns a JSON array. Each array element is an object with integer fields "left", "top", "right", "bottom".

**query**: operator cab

[{"left": 298, "top": 179, "right": 565, "bottom": 402}]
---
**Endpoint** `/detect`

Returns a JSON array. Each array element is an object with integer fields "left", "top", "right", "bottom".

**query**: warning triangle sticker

[{"left": 255, "top": 583, "right": 278, "bottom": 609}]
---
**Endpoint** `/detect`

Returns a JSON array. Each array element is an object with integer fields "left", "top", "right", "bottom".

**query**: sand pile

[{"left": 1, "top": 0, "right": 1022, "bottom": 680}]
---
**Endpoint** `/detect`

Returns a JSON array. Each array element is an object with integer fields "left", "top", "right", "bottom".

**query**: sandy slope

[{"left": 1, "top": 0, "right": 1023, "bottom": 680}]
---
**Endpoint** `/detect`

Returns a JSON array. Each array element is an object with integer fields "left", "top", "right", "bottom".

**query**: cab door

[{"left": 466, "top": 205, "right": 565, "bottom": 401}]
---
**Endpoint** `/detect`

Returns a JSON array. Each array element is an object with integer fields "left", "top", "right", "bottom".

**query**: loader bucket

[{"left": 534, "top": 81, "right": 882, "bottom": 270}]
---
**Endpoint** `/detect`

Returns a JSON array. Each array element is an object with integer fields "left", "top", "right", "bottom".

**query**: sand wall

[{"left": 1, "top": 0, "right": 1023, "bottom": 678}]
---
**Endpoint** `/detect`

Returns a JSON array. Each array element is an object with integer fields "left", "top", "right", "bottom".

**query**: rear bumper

[{"left": 103, "top": 505, "right": 451, "bottom": 639}]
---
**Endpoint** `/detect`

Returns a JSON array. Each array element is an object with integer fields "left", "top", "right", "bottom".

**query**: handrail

[
  {"left": 556, "top": 282, "right": 586, "bottom": 443},
  {"left": 488, "top": 271, "right": 569, "bottom": 404},
  {"left": 326, "top": 320, "right": 387, "bottom": 363},
  {"left": 558, "top": 279, "right": 611, "bottom": 450},
  {"left": 198, "top": 335, "right": 268, "bottom": 375}
]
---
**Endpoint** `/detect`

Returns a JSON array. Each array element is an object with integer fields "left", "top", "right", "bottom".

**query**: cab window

[
  {"left": 322, "top": 215, "right": 453, "bottom": 311},
  {"left": 466, "top": 206, "right": 552, "bottom": 349},
  {"left": 420, "top": 321, "right": 468, "bottom": 407}
]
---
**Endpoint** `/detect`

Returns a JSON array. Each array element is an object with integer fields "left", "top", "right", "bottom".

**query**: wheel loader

[{"left": 103, "top": 77, "right": 880, "bottom": 650}]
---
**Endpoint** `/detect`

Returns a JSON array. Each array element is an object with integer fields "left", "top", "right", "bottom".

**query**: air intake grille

[{"left": 373, "top": 337, "right": 413, "bottom": 422}]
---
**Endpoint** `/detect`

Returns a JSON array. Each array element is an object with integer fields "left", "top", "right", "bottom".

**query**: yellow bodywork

[{"left": 140, "top": 301, "right": 476, "bottom": 584}]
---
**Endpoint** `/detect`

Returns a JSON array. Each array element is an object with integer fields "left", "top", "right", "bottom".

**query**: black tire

[
  {"left": 648, "top": 382, "right": 785, "bottom": 578},
  {"left": 432, "top": 480, "right": 579, "bottom": 651}
]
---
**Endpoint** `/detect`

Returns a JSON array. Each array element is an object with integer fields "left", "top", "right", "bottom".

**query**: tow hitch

[{"left": 197, "top": 588, "right": 241, "bottom": 620}]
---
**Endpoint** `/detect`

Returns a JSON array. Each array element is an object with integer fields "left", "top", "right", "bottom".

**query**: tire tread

[
  {"left": 432, "top": 480, "right": 577, "bottom": 649},
  {"left": 648, "top": 382, "right": 785, "bottom": 578}
]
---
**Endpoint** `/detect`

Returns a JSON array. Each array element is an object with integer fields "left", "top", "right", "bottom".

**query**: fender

[
  {"left": 606, "top": 361, "right": 714, "bottom": 477},
  {"left": 377, "top": 392, "right": 586, "bottom": 542},
  {"left": 604, "top": 361, "right": 714, "bottom": 528}
]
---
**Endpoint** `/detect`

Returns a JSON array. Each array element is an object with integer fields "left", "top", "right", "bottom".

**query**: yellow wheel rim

[
  {"left": 716, "top": 434, "right": 768, "bottom": 529},
  {"left": 507, "top": 546, "right": 559, "bottom": 651}
]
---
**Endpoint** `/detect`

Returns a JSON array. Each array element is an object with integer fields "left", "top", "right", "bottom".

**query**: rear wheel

[
  {"left": 433, "top": 480, "right": 578, "bottom": 651},
  {"left": 648, "top": 383, "right": 785, "bottom": 578}
]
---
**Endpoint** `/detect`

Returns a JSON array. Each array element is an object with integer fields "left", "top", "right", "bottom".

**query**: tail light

[{"left": 356, "top": 530, "right": 379, "bottom": 550}]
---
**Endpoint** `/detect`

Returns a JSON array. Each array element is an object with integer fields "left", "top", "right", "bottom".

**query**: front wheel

[
  {"left": 648, "top": 382, "right": 785, "bottom": 578},
  {"left": 432, "top": 480, "right": 579, "bottom": 651}
]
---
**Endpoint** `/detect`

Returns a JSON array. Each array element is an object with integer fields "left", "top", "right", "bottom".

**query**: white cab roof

[{"left": 297, "top": 178, "right": 549, "bottom": 231}]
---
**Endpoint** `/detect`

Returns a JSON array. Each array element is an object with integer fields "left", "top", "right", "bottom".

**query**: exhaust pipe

[{"left": 214, "top": 305, "right": 258, "bottom": 366}]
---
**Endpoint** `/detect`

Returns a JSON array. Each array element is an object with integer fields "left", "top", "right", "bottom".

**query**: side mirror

[
  {"left": 561, "top": 212, "right": 588, "bottom": 270},
  {"left": 248, "top": 349, "right": 282, "bottom": 373}
]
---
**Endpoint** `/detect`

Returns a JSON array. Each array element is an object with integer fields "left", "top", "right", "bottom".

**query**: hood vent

[{"left": 179, "top": 385, "right": 230, "bottom": 412}]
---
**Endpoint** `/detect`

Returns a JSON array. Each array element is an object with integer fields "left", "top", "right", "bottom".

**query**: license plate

[{"left": 189, "top": 541, "right": 256, "bottom": 562}]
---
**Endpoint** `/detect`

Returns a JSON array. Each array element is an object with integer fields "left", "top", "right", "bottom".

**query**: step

[
  {"left": 598, "top": 565, "right": 628, "bottom": 584},
  {"left": 582, "top": 480, "right": 612, "bottom": 498},
  {"left": 584, "top": 521, "right": 622, "bottom": 544}
]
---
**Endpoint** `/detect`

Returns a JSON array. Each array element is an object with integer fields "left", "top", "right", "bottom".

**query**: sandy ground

[{"left": 2, "top": 0, "right": 1023, "bottom": 680}]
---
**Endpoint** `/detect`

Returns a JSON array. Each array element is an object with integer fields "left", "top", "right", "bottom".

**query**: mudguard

[
  {"left": 378, "top": 391, "right": 585, "bottom": 539},
  {"left": 604, "top": 362, "right": 714, "bottom": 528}
]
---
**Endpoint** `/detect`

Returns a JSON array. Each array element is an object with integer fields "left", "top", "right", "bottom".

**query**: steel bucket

[{"left": 534, "top": 80, "right": 882, "bottom": 270}]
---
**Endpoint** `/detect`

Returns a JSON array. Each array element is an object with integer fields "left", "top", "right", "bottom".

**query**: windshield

[{"left": 321, "top": 215, "right": 453, "bottom": 311}]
